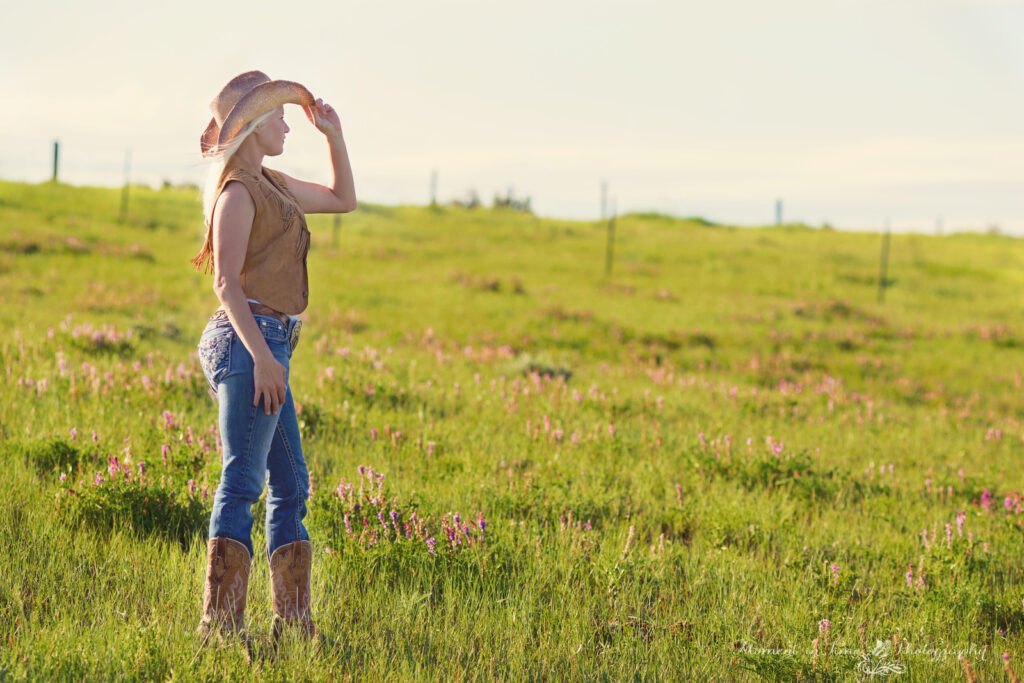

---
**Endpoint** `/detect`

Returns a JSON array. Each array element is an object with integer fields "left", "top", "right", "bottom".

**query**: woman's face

[{"left": 254, "top": 107, "right": 289, "bottom": 156}]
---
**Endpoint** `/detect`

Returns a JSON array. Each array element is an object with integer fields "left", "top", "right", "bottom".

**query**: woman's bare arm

[
  {"left": 278, "top": 99, "right": 356, "bottom": 214},
  {"left": 211, "top": 182, "right": 288, "bottom": 415}
]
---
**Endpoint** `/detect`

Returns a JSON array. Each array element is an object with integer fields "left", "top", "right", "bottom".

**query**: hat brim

[{"left": 200, "top": 80, "right": 315, "bottom": 158}]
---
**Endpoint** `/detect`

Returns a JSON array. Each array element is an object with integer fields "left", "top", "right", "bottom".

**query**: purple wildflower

[{"left": 426, "top": 537, "right": 437, "bottom": 554}]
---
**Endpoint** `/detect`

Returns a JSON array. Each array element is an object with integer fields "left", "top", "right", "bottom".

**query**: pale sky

[{"left": 3, "top": 0, "right": 1024, "bottom": 233}]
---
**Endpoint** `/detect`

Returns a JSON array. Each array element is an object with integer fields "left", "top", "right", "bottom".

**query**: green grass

[{"left": 1, "top": 178, "right": 1023, "bottom": 680}]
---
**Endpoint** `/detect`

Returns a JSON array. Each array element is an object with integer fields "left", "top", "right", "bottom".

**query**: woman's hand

[
  {"left": 303, "top": 98, "right": 342, "bottom": 138},
  {"left": 253, "top": 354, "right": 288, "bottom": 415}
]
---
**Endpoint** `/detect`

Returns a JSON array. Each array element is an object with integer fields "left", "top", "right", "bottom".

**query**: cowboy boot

[
  {"left": 269, "top": 539, "right": 316, "bottom": 641},
  {"left": 197, "top": 537, "right": 252, "bottom": 644}
]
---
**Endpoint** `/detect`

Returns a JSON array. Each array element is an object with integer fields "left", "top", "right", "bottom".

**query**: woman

[{"left": 191, "top": 70, "right": 355, "bottom": 645}]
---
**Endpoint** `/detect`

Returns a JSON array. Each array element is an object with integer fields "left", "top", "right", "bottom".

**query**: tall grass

[{"left": 0, "top": 179, "right": 1022, "bottom": 680}]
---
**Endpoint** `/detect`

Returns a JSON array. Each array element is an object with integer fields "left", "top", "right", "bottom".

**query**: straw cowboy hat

[{"left": 200, "top": 70, "right": 315, "bottom": 157}]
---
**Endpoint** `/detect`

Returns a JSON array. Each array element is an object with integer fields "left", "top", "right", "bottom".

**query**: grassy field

[{"left": 1, "top": 178, "right": 1023, "bottom": 681}]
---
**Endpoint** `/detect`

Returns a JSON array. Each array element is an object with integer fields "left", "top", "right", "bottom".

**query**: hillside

[{"left": 0, "top": 179, "right": 1022, "bottom": 680}]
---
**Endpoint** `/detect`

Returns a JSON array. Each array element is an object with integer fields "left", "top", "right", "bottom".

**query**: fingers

[{"left": 253, "top": 386, "right": 285, "bottom": 415}]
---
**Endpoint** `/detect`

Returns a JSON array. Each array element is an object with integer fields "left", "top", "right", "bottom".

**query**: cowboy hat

[{"left": 200, "top": 70, "right": 316, "bottom": 157}]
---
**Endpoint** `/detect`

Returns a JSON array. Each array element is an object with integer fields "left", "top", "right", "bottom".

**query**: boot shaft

[
  {"left": 269, "top": 539, "right": 315, "bottom": 638},
  {"left": 200, "top": 536, "right": 252, "bottom": 631}
]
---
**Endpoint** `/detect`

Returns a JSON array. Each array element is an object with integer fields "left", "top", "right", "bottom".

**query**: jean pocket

[{"left": 198, "top": 330, "right": 233, "bottom": 389}]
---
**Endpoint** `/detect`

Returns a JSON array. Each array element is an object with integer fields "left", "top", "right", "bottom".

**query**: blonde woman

[{"left": 191, "top": 70, "right": 355, "bottom": 645}]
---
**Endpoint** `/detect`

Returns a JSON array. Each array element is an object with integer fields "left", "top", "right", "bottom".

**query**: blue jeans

[{"left": 197, "top": 313, "right": 310, "bottom": 560}]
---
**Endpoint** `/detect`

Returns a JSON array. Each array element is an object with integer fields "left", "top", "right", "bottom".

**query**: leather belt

[
  {"left": 212, "top": 302, "right": 289, "bottom": 327},
  {"left": 247, "top": 301, "right": 289, "bottom": 326}
]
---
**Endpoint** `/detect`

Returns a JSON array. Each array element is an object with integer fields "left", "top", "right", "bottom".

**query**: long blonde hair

[
  {"left": 201, "top": 109, "right": 275, "bottom": 227},
  {"left": 190, "top": 109, "right": 276, "bottom": 273}
]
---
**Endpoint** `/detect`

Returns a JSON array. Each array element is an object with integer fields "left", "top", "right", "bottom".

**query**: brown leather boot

[
  {"left": 197, "top": 537, "right": 252, "bottom": 643},
  {"left": 269, "top": 539, "right": 316, "bottom": 641}
]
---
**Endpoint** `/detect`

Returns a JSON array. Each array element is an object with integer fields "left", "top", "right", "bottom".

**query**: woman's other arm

[
  {"left": 279, "top": 99, "right": 356, "bottom": 214},
  {"left": 211, "top": 182, "right": 288, "bottom": 415}
]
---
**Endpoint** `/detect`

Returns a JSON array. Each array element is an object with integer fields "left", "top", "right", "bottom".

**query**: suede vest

[{"left": 191, "top": 157, "right": 312, "bottom": 314}]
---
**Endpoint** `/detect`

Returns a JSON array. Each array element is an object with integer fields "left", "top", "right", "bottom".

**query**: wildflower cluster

[
  {"left": 64, "top": 317, "right": 134, "bottom": 354},
  {"left": 313, "top": 465, "right": 486, "bottom": 557},
  {"left": 57, "top": 455, "right": 209, "bottom": 546}
]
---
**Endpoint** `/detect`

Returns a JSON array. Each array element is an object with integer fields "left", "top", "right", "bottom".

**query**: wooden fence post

[
  {"left": 119, "top": 148, "right": 132, "bottom": 223},
  {"left": 605, "top": 198, "right": 617, "bottom": 278},
  {"left": 877, "top": 221, "right": 891, "bottom": 303}
]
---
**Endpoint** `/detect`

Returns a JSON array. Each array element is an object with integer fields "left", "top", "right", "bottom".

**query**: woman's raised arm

[{"left": 278, "top": 98, "right": 356, "bottom": 214}]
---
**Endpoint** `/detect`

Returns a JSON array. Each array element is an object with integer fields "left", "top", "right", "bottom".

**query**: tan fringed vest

[{"left": 190, "top": 156, "right": 311, "bottom": 314}]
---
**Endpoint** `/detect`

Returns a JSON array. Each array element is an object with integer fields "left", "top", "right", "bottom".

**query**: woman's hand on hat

[{"left": 304, "top": 97, "right": 342, "bottom": 138}]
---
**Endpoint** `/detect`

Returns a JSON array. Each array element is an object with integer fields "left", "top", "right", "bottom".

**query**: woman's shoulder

[
  {"left": 260, "top": 167, "right": 302, "bottom": 206},
  {"left": 260, "top": 166, "right": 291, "bottom": 193},
  {"left": 218, "top": 165, "right": 264, "bottom": 199}
]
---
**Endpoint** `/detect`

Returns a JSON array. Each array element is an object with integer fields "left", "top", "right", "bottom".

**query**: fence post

[
  {"left": 877, "top": 221, "right": 891, "bottom": 303},
  {"left": 775, "top": 199, "right": 783, "bottom": 226},
  {"left": 119, "top": 148, "right": 132, "bottom": 223},
  {"left": 601, "top": 180, "right": 608, "bottom": 221},
  {"left": 605, "top": 198, "right": 617, "bottom": 278},
  {"left": 430, "top": 169, "right": 438, "bottom": 207},
  {"left": 51, "top": 141, "right": 59, "bottom": 183}
]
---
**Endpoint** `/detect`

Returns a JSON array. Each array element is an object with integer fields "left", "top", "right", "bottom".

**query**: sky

[{"left": 2, "top": 0, "right": 1023, "bottom": 233}]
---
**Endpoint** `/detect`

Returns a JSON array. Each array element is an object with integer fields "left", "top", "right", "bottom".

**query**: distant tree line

[{"left": 451, "top": 189, "right": 532, "bottom": 213}]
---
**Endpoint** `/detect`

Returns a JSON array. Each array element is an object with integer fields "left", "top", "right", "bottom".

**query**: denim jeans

[{"left": 197, "top": 313, "right": 310, "bottom": 560}]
